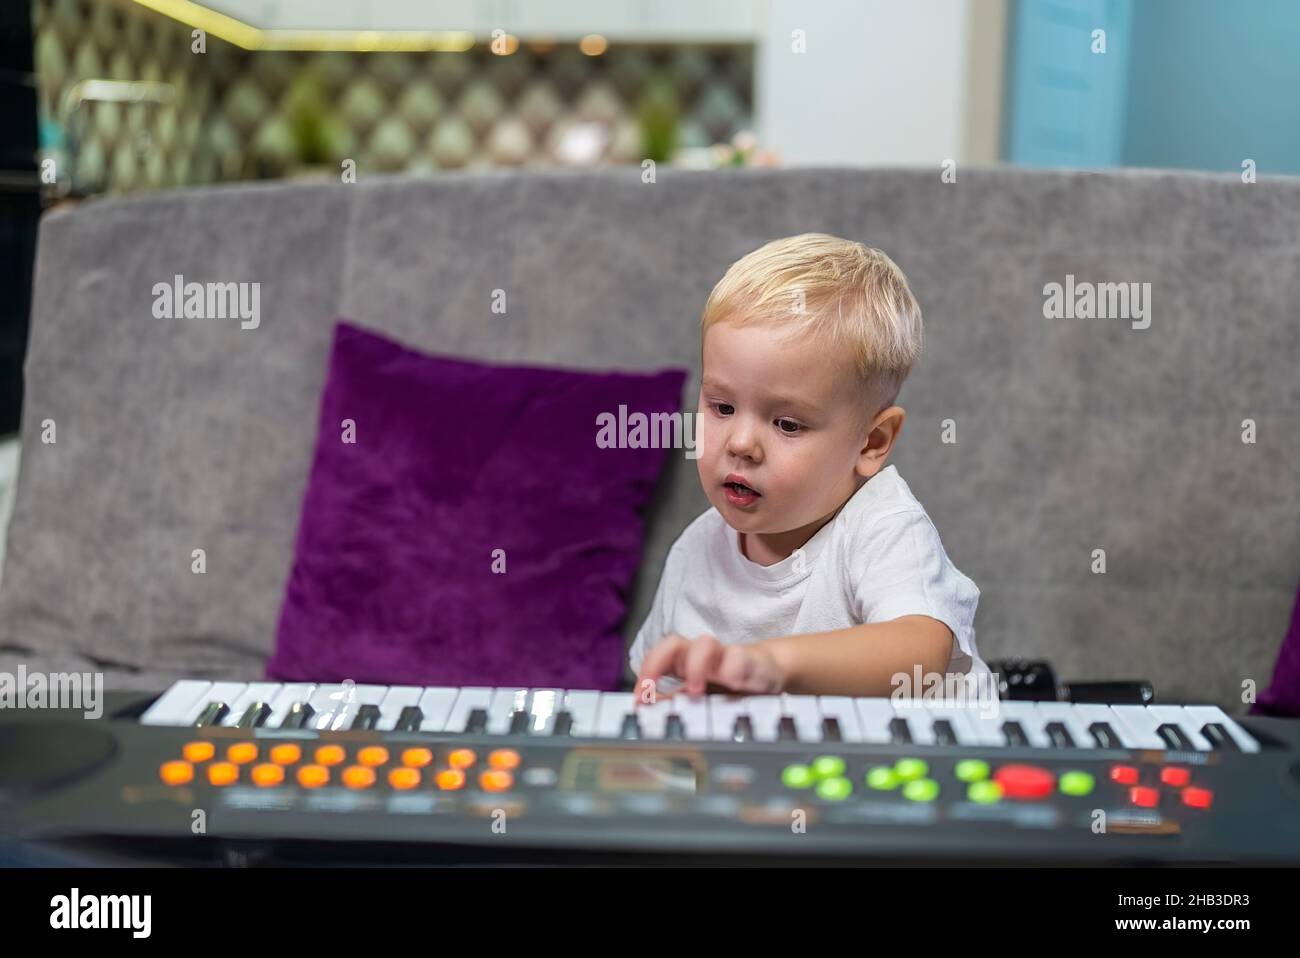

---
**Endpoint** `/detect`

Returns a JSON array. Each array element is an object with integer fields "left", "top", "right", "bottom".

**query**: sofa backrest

[{"left": 2, "top": 166, "right": 1296, "bottom": 706}]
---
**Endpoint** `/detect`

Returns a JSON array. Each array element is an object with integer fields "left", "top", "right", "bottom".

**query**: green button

[
  {"left": 866, "top": 766, "right": 899, "bottom": 790},
  {"left": 815, "top": 776, "right": 852, "bottom": 800},
  {"left": 902, "top": 778, "right": 940, "bottom": 802},
  {"left": 955, "top": 759, "right": 990, "bottom": 782},
  {"left": 811, "top": 755, "right": 846, "bottom": 779},
  {"left": 894, "top": 758, "right": 928, "bottom": 781},
  {"left": 967, "top": 780, "right": 1003, "bottom": 804},
  {"left": 1059, "top": 770, "right": 1095, "bottom": 796},
  {"left": 782, "top": 764, "right": 814, "bottom": 789}
]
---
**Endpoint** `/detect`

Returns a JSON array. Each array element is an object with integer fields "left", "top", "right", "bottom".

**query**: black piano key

[
  {"left": 279, "top": 702, "right": 314, "bottom": 729},
  {"left": 889, "top": 717, "right": 912, "bottom": 745},
  {"left": 731, "top": 716, "right": 754, "bottom": 743},
  {"left": 664, "top": 714, "right": 686, "bottom": 740},
  {"left": 776, "top": 716, "right": 799, "bottom": 742},
  {"left": 1001, "top": 720, "right": 1029, "bottom": 747},
  {"left": 619, "top": 713, "right": 642, "bottom": 740},
  {"left": 508, "top": 709, "right": 530, "bottom": 735},
  {"left": 193, "top": 702, "right": 229, "bottom": 727},
  {"left": 463, "top": 708, "right": 488, "bottom": 734},
  {"left": 1088, "top": 721, "right": 1121, "bottom": 749},
  {"left": 1200, "top": 722, "right": 1239, "bottom": 751},
  {"left": 351, "top": 704, "right": 381, "bottom": 731},
  {"left": 821, "top": 717, "right": 843, "bottom": 742},
  {"left": 552, "top": 711, "right": 574, "bottom": 736},
  {"left": 394, "top": 706, "right": 423, "bottom": 732},
  {"left": 1044, "top": 721, "right": 1076, "bottom": 748},
  {"left": 932, "top": 719, "right": 958, "bottom": 746},
  {"left": 236, "top": 702, "right": 271, "bottom": 729},
  {"left": 1157, "top": 723, "right": 1194, "bottom": 751}
]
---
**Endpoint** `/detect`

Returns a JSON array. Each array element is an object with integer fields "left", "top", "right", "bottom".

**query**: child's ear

[{"left": 856, "top": 405, "right": 905, "bottom": 477}]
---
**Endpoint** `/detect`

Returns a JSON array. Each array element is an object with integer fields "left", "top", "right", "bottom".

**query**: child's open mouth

[{"left": 723, "top": 476, "right": 761, "bottom": 506}]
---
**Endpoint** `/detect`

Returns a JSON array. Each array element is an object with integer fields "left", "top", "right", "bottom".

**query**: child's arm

[{"left": 635, "top": 615, "right": 954, "bottom": 699}]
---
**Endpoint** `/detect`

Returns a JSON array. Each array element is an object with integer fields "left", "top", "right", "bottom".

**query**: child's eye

[
  {"left": 775, "top": 418, "right": 803, "bottom": 434},
  {"left": 711, "top": 402, "right": 734, "bottom": 416}
]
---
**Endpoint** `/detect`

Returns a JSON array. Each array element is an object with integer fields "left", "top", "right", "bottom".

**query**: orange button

[
  {"left": 297, "top": 764, "right": 329, "bottom": 788},
  {"left": 207, "top": 762, "right": 239, "bottom": 786},
  {"left": 183, "top": 741, "right": 215, "bottom": 763},
  {"left": 315, "top": 745, "right": 346, "bottom": 766},
  {"left": 270, "top": 743, "right": 302, "bottom": 765},
  {"left": 402, "top": 747, "right": 433, "bottom": 768},
  {"left": 448, "top": 748, "right": 476, "bottom": 769},
  {"left": 227, "top": 742, "right": 258, "bottom": 765},
  {"left": 1160, "top": 767, "right": 1191, "bottom": 787},
  {"left": 357, "top": 746, "right": 389, "bottom": 767},
  {"left": 1182, "top": 786, "right": 1213, "bottom": 809},
  {"left": 436, "top": 768, "right": 466, "bottom": 790},
  {"left": 388, "top": 767, "right": 421, "bottom": 790},
  {"left": 480, "top": 769, "right": 514, "bottom": 792},
  {"left": 251, "top": 763, "right": 285, "bottom": 787},
  {"left": 160, "top": 760, "right": 194, "bottom": 785},
  {"left": 489, "top": 749, "right": 521, "bottom": 770},
  {"left": 1130, "top": 785, "right": 1160, "bottom": 808},
  {"left": 342, "top": 765, "right": 376, "bottom": 789}
]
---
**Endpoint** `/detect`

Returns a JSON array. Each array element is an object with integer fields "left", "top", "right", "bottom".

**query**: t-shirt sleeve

[
  {"left": 628, "top": 542, "right": 682, "bottom": 676},
  {"left": 848, "top": 508, "right": 981, "bottom": 667}
]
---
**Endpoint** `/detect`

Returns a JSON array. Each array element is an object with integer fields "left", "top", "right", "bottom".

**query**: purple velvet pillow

[
  {"left": 1251, "top": 577, "right": 1300, "bottom": 718},
  {"left": 267, "top": 321, "right": 686, "bottom": 690}
]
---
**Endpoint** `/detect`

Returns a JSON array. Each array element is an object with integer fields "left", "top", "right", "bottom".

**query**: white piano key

[
  {"left": 1068, "top": 703, "right": 1128, "bottom": 747},
  {"left": 961, "top": 705, "right": 1012, "bottom": 747},
  {"left": 444, "top": 687, "right": 494, "bottom": 733},
  {"left": 1182, "top": 705, "right": 1261, "bottom": 753},
  {"left": 900, "top": 703, "right": 938, "bottom": 745},
  {"left": 780, "top": 694, "right": 824, "bottom": 742},
  {"left": 415, "top": 687, "right": 459, "bottom": 732},
  {"left": 561, "top": 690, "right": 601, "bottom": 737},
  {"left": 816, "top": 696, "right": 863, "bottom": 743},
  {"left": 595, "top": 692, "right": 636, "bottom": 737},
  {"left": 317, "top": 684, "right": 388, "bottom": 731},
  {"left": 140, "top": 681, "right": 213, "bottom": 726},
  {"left": 1146, "top": 704, "right": 1212, "bottom": 751},
  {"left": 853, "top": 698, "right": 898, "bottom": 743},
  {"left": 922, "top": 702, "right": 981, "bottom": 746},
  {"left": 1034, "top": 701, "right": 1097, "bottom": 749},
  {"left": 665, "top": 693, "right": 711, "bottom": 740},
  {"left": 993, "top": 701, "right": 1052, "bottom": 747},
  {"left": 634, "top": 698, "right": 676, "bottom": 738},
  {"left": 525, "top": 689, "right": 563, "bottom": 735},
  {"left": 221, "top": 682, "right": 283, "bottom": 726},
  {"left": 375, "top": 686, "right": 423, "bottom": 730},
  {"left": 1107, "top": 705, "right": 1168, "bottom": 750},
  {"left": 743, "top": 695, "right": 784, "bottom": 741},
  {"left": 707, "top": 695, "right": 749, "bottom": 742},
  {"left": 488, "top": 687, "right": 531, "bottom": 735},
  {"left": 182, "top": 682, "right": 249, "bottom": 726},
  {"left": 265, "top": 683, "right": 316, "bottom": 728}
]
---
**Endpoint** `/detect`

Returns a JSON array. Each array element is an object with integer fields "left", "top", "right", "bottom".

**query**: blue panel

[{"left": 1004, "top": 0, "right": 1134, "bottom": 168}]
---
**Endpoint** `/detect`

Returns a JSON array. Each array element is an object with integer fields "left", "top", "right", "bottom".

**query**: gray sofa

[{"left": 1, "top": 166, "right": 1296, "bottom": 709}]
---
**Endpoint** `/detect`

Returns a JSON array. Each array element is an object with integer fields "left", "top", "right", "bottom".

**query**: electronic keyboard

[{"left": 5, "top": 681, "right": 1299, "bottom": 865}]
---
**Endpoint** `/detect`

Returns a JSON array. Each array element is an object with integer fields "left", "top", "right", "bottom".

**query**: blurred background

[{"left": 1, "top": 0, "right": 1298, "bottom": 536}]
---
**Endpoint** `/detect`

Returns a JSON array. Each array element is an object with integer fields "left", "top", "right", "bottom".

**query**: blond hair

[{"left": 700, "top": 233, "right": 922, "bottom": 417}]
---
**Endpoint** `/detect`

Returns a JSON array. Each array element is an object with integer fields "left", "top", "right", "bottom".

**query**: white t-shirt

[{"left": 629, "top": 465, "right": 987, "bottom": 689}]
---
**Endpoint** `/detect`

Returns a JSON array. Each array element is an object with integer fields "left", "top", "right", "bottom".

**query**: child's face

[{"left": 697, "top": 319, "right": 885, "bottom": 538}]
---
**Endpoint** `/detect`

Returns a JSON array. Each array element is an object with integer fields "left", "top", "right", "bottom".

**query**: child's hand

[{"left": 635, "top": 633, "right": 786, "bottom": 700}]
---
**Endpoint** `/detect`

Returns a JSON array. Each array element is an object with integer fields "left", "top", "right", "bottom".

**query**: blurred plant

[
  {"left": 285, "top": 68, "right": 332, "bottom": 167},
  {"left": 637, "top": 80, "right": 680, "bottom": 163},
  {"left": 711, "top": 129, "right": 781, "bottom": 167}
]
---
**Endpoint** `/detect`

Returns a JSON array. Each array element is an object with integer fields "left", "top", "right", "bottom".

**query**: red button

[
  {"left": 992, "top": 764, "right": 1055, "bottom": 800},
  {"left": 1160, "top": 767, "right": 1191, "bottom": 787},
  {"left": 1109, "top": 765, "right": 1139, "bottom": 785},
  {"left": 1130, "top": 785, "right": 1159, "bottom": 808},
  {"left": 1182, "top": 787, "right": 1213, "bottom": 809}
]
